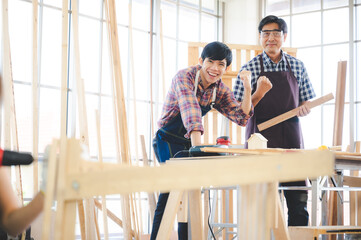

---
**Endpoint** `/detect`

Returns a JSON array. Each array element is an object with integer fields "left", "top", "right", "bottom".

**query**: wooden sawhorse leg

[{"left": 157, "top": 189, "right": 205, "bottom": 240}]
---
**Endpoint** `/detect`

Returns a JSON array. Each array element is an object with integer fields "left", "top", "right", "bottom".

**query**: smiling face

[
  {"left": 199, "top": 57, "right": 228, "bottom": 89},
  {"left": 260, "top": 22, "right": 287, "bottom": 57}
]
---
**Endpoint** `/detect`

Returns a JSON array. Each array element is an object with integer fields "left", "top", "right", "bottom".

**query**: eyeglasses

[{"left": 260, "top": 30, "right": 283, "bottom": 38}]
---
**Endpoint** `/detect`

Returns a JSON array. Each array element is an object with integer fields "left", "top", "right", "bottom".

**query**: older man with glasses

[{"left": 233, "top": 15, "right": 316, "bottom": 226}]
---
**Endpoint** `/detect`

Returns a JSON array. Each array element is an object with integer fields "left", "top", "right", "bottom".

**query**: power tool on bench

[{"left": 188, "top": 136, "right": 231, "bottom": 157}]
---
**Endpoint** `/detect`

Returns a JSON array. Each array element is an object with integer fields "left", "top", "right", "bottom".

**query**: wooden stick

[
  {"left": 1, "top": 0, "right": 11, "bottom": 151},
  {"left": 104, "top": 0, "right": 132, "bottom": 238},
  {"left": 94, "top": 199, "right": 137, "bottom": 237},
  {"left": 156, "top": 191, "right": 184, "bottom": 240},
  {"left": 95, "top": 110, "right": 109, "bottom": 240},
  {"left": 140, "top": 135, "right": 156, "bottom": 225},
  {"left": 257, "top": 93, "right": 334, "bottom": 131},
  {"left": 149, "top": 0, "right": 156, "bottom": 146},
  {"left": 159, "top": 10, "right": 166, "bottom": 99},
  {"left": 32, "top": 0, "right": 39, "bottom": 194},
  {"left": 71, "top": 0, "right": 97, "bottom": 238},
  {"left": 333, "top": 61, "right": 347, "bottom": 146},
  {"left": 128, "top": 3, "right": 142, "bottom": 235}
]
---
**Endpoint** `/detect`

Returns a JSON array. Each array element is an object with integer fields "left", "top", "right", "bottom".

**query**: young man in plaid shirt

[{"left": 151, "top": 41, "right": 253, "bottom": 239}]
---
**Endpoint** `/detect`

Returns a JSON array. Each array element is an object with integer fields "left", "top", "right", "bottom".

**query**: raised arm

[
  {"left": 0, "top": 168, "right": 44, "bottom": 236},
  {"left": 238, "top": 70, "right": 253, "bottom": 114},
  {"left": 251, "top": 76, "right": 273, "bottom": 107}
]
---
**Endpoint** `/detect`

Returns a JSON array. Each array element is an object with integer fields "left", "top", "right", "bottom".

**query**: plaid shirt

[
  {"left": 158, "top": 65, "right": 253, "bottom": 139},
  {"left": 234, "top": 50, "right": 316, "bottom": 103}
]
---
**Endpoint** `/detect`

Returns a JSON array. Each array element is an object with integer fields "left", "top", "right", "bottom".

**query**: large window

[
  {"left": 264, "top": 0, "right": 360, "bottom": 149},
  {"left": 2, "top": 0, "right": 222, "bottom": 237}
]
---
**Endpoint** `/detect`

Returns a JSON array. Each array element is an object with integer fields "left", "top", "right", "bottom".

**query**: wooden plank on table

[{"left": 258, "top": 93, "right": 334, "bottom": 131}]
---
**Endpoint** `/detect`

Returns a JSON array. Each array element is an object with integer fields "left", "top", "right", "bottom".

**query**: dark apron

[
  {"left": 245, "top": 55, "right": 303, "bottom": 149},
  {"left": 153, "top": 70, "right": 216, "bottom": 163}
]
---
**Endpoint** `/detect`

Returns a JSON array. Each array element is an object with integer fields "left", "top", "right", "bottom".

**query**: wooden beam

[
  {"left": 258, "top": 93, "right": 334, "bottom": 131},
  {"left": 63, "top": 150, "right": 334, "bottom": 200}
]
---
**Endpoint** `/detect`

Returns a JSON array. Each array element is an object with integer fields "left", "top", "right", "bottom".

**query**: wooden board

[
  {"left": 64, "top": 149, "right": 334, "bottom": 199},
  {"left": 258, "top": 93, "right": 334, "bottom": 131}
]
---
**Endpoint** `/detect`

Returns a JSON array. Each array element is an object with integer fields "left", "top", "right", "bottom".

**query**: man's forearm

[
  {"left": 190, "top": 131, "right": 202, "bottom": 146},
  {"left": 3, "top": 192, "right": 44, "bottom": 236},
  {"left": 242, "top": 88, "right": 252, "bottom": 114}
]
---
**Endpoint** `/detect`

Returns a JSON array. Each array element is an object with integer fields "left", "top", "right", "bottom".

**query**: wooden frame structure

[{"left": 41, "top": 138, "right": 334, "bottom": 239}]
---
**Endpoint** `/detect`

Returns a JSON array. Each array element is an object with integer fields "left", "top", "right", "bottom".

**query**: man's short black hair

[
  {"left": 258, "top": 15, "right": 288, "bottom": 33},
  {"left": 201, "top": 41, "right": 232, "bottom": 67}
]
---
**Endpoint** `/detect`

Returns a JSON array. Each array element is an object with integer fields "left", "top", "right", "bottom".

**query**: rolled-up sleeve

[{"left": 215, "top": 83, "right": 254, "bottom": 127}]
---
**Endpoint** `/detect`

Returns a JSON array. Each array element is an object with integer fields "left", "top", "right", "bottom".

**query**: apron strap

[
  {"left": 194, "top": 70, "right": 217, "bottom": 109},
  {"left": 210, "top": 87, "right": 216, "bottom": 109},
  {"left": 194, "top": 71, "right": 200, "bottom": 95}
]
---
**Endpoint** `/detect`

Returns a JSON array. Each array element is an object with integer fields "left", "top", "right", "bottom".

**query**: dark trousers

[
  {"left": 281, "top": 181, "right": 309, "bottom": 226},
  {"left": 151, "top": 134, "right": 191, "bottom": 240},
  {"left": 150, "top": 193, "right": 188, "bottom": 240}
]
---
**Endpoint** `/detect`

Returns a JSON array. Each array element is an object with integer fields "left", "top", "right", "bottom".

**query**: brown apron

[{"left": 246, "top": 55, "right": 303, "bottom": 149}]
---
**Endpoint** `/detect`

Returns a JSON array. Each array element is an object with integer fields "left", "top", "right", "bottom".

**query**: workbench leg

[
  {"left": 312, "top": 177, "right": 320, "bottom": 226},
  {"left": 189, "top": 189, "right": 204, "bottom": 240}
]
